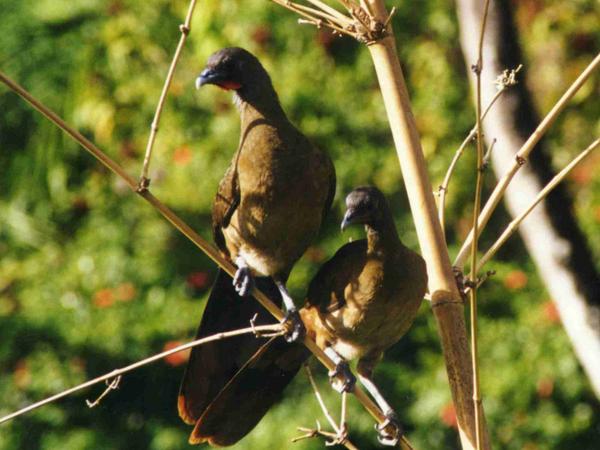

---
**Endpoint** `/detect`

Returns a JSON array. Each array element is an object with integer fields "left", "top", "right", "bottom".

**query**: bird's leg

[
  {"left": 233, "top": 256, "right": 254, "bottom": 297},
  {"left": 324, "top": 347, "right": 356, "bottom": 394},
  {"left": 274, "top": 281, "right": 305, "bottom": 343},
  {"left": 357, "top": 359, "right": 402, "bottom": 447}
]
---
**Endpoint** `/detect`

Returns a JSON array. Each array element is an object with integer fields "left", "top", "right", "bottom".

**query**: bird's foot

[
  {"left": 375, "top": 411, "right": 402, "bottom": 447},
  {"left": 281, "top": 308, "right": 305, "bottom": 343},
  {"left": 328, "top": 361, "right": 356, "bottom": 394},
  {"left": 233, "top": 266, "right": 254, "bottom": 297}
]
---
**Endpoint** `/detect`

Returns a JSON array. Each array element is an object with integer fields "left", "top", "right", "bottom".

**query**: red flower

[
  {"left": 542, "top": 301, "right": 560, "bottom": 324},
  {"left": 187, "top": 271, "right": 211, "bottom": 290},
  {"left": 537, "top": 378, "right": 554, "bottom": 398},
  {"left": 503, "top": 270, "right": 528, "bottom": 290},
  {"left": 440, "top": 403, "right": 458, "bottom": 429},
  {"left": 93, "top": 288, "right": 115, "bottom": 308},
  {"left": 163, "top": 341, "right": 191, "bottom": 367},
  {"left": 173, "top": 146, "right": 192, "bottom": 166}
]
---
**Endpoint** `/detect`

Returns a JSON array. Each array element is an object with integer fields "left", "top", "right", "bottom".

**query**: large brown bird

[
  {"left": 178, "top": 47, "right": 336, "bottom": 442},
  {"left": 188, "top": 186, "right": 428, "bottom": 446}
]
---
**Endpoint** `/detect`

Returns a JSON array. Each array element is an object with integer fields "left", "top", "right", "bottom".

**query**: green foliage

[{"left": 1, "top": 0, "right": 598, "bottom": 449}]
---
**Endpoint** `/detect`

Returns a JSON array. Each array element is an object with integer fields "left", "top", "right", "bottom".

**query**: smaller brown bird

[{"left": 188, "top": 186, "right": 427, "bottom": 446}]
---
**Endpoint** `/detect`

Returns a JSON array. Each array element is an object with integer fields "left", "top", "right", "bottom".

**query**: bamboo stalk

[
  {"left": 360, "top": 0, "right": 489, "bottom": 448},
  {"left": 454, "top": 51, "right": 600, "bottom": 268},
  {"left": 0, "top": 69, "right": 409, "bottom": 446},
  {"left": 477, "top": 137, "right": 600, "bottom": 271}
]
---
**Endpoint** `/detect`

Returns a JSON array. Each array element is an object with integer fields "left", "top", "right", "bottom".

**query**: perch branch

[
  {"left": 477, "top": 137, "right": 600, "bottom": 271},
  {"left": 0, "top": 69, "right": 403, "bottom": 443},
  {"left": 139, "top": 0, "right": 198, "bottom": 189},
  {"left": 454, "top": 51, "right": 600, "bottom": 268},
  {"left": 0, "top": 324, "right": 283, "bottom": 424}
]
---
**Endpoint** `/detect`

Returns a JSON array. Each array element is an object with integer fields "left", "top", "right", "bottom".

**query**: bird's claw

[
  {"left": 233, "top": 266, "right": 254, "bottom": 297},
  {"left": 375, "top": 411, "right": 402, "bottom": 447},
  {"left": 282, "top": 308, "right": 305, "bottom": 343},
  {"left": 328, "top": 361, "right": 356, "bottom": 393}
]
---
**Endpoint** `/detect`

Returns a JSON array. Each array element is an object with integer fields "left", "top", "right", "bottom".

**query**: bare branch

[
  {"left": 305, "top": 364, "right": 343, "bottom": 433},
  {"left": 437, "top": 83, "right": 512, "bottom": 235},
  {"left": 86, "top": 376, "right": 122, "bottom": 408},
  {"left": 477, "top": 137, "right": 600, "bottom": 270},
  {"left": 468, "top": 1, "right": 492, "bottom": 446},
  {"left": 455, "top": 51, "right": 600, "bottom": 268},
  {"left": 139, "top": 0, "right": 199, "bottom": 189},
  {"left": 0, "top": 324, "right": 283, "bottom": 424}
]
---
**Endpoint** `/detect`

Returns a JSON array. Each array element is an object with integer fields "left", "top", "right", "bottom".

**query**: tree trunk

[{"left": 455, "top": 0, "right": 600, "bottom": 398}]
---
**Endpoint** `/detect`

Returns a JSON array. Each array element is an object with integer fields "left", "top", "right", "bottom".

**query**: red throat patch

[{"left": 216, "top": 81, "right": 242, "bottom": 91}]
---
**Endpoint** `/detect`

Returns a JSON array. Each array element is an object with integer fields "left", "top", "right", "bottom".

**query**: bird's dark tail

[
  {"left": 178, "top": 269, "right": 281, "bottom": 425},
  {"left": 189, "top": 336, "right": 310, "bottom": 446}
]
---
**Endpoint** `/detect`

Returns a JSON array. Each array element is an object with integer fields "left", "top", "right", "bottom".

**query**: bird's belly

[
  {"left": 223, "top": 181, "right": 325, "bottom": 277},
  {"left": 327, "top": 295, "right": 421, "bottom": 358}
]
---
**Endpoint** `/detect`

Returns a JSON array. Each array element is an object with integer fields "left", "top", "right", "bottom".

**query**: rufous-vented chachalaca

[
  {"left": 178, "top": 47, "right": 336, "bottom": 443},
  {"left": 187, "top": 186, "right": 427, "bottom": 447}
]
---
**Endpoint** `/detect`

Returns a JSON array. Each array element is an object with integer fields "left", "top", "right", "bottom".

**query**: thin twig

[
  {"left": 139, "top": 0, "right": 198, "bottom": 189},
  {"left": 438, "top": 88, "right": 503, "bottom": 234},
  {"left": 292, "top": 423, "right": 359, "bottom": 450},
  {"left": 269, "top": 0, "right": 357, "bottom": 38},
  {"left": 455, "top": 51, "right": 600, "bottom": 268},
  {"left": 305, "top": 364, "right": 342, "bottom": 433},
  {"left": 468, "top": 1, "right": 492, "bottom": 448},
  {"left": 477, "top": 137, "right": 600, "bottom": 270},
  {"left": 0, "top": 324, "right": 283, "bottom": 424},
  {"left": 0, "top": 69, "right": 397, "bottom": 437},
  {"left": 86, "top": 376, "right": 121, "bottom": 408}
]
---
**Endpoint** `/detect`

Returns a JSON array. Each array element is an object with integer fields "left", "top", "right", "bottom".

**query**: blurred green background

[{"left": 1, "top": 0, "right": 599, "bottom": 449}]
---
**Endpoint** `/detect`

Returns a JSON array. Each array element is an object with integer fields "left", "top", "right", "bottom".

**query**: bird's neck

[
  {"left": 235, "top": 86, "right": 289, "bottom": 125},
  {"left": 365, "top": 221, "right": 401, "bottom": 257}
]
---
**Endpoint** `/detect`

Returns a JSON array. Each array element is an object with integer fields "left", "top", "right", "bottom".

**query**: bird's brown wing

[
  {"left": 178, "top": 270, "right": 281, "bottom": 425},
  {"left": 212, "top": 156, "right": 240, "bottom": 254},
  {"left": 305, "top": 240, "right": 367, "bottom": 313},
  {"left": 188, "top": 337, "right": 310, "bottom": 446}
]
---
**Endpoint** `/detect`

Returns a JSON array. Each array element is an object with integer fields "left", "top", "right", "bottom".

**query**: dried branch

[
  {"left": 86, "top": 376, "right": 122, "bottom": 408},
  {"left": 296, "top": 365, "right": 359, "bottom": 449},
  {"left": 468, "top": 0, "right": 492, "bottom": 447},
  {"left": 0, "top": 70, "right": 396, "bottom": 439},
  {"left": 477, "top": 137, "right": 600, "bottom": 271},
  {"left": 292, "top": 423, "right": 358, "bottom": 449},
  {"left": 437, "top": 65, "right": 522, "bottom": 235},
  {"left": 305, "top": 364, "right": 343, "bottom": 433},
  {"left": 139, "top": 0, "right": 199, "bottom": 189},
  {"left": 454, "top": 51, "right": 600, "bottom": 269},
  {"left": 0, "top": 324, "right": 283, "bottom": 424}
]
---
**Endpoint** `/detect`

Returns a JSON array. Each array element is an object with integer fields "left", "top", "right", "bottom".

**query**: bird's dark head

[
  {"left": 341, "top": 186, "right": 391, "bottom": 231},
  {"left": 196, "top": 47, "right": 272, "bottom": 94}
]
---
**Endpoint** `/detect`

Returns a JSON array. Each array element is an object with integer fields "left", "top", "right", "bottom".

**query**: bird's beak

[
  {"left": 196, "top": 68, "right": 224, "bottom": 89},
  {"left": 341, "top": 208, "right": 357, "bottom": 232}
]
